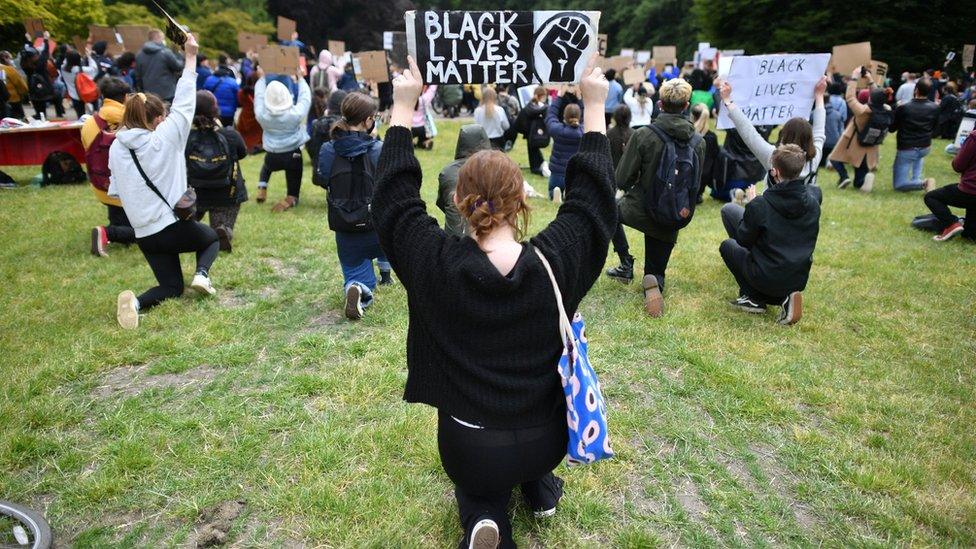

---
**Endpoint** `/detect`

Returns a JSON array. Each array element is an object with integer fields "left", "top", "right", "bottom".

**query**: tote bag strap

[
  {"left": 128, "top": 148, "right": 172, "bottom": 210},
  {"left": 533, "top": 245, "right": 574, "bottom": 348}
]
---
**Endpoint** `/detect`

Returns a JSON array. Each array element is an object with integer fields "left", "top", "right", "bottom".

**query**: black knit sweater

[{"left": 371, "top": 126, "right": 616, "bottom": 429}]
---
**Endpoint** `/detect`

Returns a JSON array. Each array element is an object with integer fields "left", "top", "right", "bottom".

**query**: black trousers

[
  {"left": 31, "top": 98, "right": 64, "bottom": 119},
  {"left": 219, "top": 115, "right": 235, "bottom": 128},
  {"left": 136, "top": 220, "right": 219, "bottom": 309},
  {"left": 7, "top": 102, "right": 25, "bottom": 120},
  {"left": 611, "top": 222, "right": 631, "bottom": 262},
  {"left": 924, "top": 184, "right": 976, "bottom": 238},
  {"left": 106, "top": 204, "right": 136, "bottom": 244},
  {"left": 644, "top": 235, "right": 675, "bottom": 291},
  {"left": 719, "top": 203, "right": 786, "bottom": 304},
  {"left": 70, "top": 98, "right": 93, "bottom": 119},
  {"left": 527, "top": 144, "right": 545, "bottom": 174},
  {"left": 411, "top": 126, "right": 429, "bottom": 146},
  {"left": 438, "top": 412, "right": 566, "bottom": 549},
  {"left": 259, "top": 149, "right": 303, "bottom": 198},
  {"left": 853, "top": 157, "right": 870, "bottom": 188}
]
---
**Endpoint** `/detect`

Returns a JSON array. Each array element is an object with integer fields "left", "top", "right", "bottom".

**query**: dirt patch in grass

[
  {"left": 306, "top": 310, "right": 342, "bottom": 330},
  {"left": 232, "top": 516, "right": 303, "bottom": 548},
  {"left": 218, "top": 292, "right": 248, "bottom": 308},
  {"left": 749, "top": 443, "right": 820, "bottom": 531},
  {"left": 266, "top": 258, "right": 299, "bottom": 278},
  {"left": 675, "top": 476, "right": 706, "bottom": 520},
  {"left": 192, "top": 500, "right": 245, "bottom": 547},
  {"left": 93, "top": 364, "right": 221, "bottom": 399}
]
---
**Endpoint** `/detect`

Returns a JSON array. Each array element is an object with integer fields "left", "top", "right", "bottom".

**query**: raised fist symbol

[{"left": 540, "top": 16, "right": 590, "bottom": 82}]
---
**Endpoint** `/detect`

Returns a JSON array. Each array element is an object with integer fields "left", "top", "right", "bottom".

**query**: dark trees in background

[{"left": 266, "top": 0, "right": 416, "bottom": 53}]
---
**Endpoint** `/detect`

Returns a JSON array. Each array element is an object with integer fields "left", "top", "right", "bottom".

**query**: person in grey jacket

[
  {"left": 134, "top": 30, "right": 184, "bottom": 103},
  {"left": 437, "top": 124, "right": 491, "bottom": 236}
]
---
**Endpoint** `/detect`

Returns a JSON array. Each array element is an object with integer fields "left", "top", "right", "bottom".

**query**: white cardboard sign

[{"left": 717, "top": 53, "right": 830, "bottom": 130}]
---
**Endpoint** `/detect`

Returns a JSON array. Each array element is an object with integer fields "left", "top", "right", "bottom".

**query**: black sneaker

[
  {"left": 378, "top": 270, "right": 394, "bottom": 286},
  {"left": 777, "top": 291, "right": 803, "bottom": 325},
  {"left": 729, "top": 295, "right": 767, "bottom": 314},
  {"left": 605, "top": 257, "right": 634, "bottom": 284}
]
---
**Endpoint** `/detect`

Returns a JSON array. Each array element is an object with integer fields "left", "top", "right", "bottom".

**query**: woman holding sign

[
  {"left": 827, "top": 68, "right": 891, "bottom": 192},
  {"left": 372, "top": 56, "right": 613, "bottom": 549}
]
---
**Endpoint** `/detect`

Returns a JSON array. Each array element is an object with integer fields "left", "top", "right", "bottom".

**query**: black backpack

[
  {"left": 185, "top": 129, "right": 233, "bottom": 188},
  {"left": 28, "top": 72, "right": 54, "bottom": 102},
  {"left": 527, "top": 116, "right": 550, "bottom": 148},
  {"left": 41, "top": 151, "right": 87, "bottom": 185},
  {"left": 327, "top": 145, "right": 378, "bottom": 233},
  {"left": 856, "top": 108, "right": 892, "bottom": 147},
  {"left": 644, "top": 125, "right": 703, "bottom": 229}
]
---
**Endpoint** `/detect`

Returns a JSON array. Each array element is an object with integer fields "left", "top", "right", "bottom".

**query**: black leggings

[
  {"left": 106, "top": 204, "right": 136, "bottom": 244},
  {"left": 259, "top": 149, "right": 303, "bottom": 198},
  {"left": 71, "top": 98, "right": 94, "bottom": 119},
  {"left": 438, "top": 411, "right": 566, "bottom": 549},
  {"left": 136, "top": 220, "right": 219, "bottom": 309},
  {"left": 924, "top": 184, "right": 976, "bottom": 238},
  {"left": 527, "top": 144, "right": 545, "bottom": 174}
]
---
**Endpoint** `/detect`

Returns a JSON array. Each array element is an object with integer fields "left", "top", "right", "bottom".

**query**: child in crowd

[
  {"left": 545, "top": 86, "right": 584, "bottom": 202},
  {"left": 253, "top": 66, "right": 311, "bottom": 212}
]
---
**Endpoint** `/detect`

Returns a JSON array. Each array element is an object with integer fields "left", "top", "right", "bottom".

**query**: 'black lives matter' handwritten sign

[
  {"left": 405, "top": 10, "right": 600, "bottom": 85},
  {"left": 717, "top": 53, "right": 830, "bottom": 130}
]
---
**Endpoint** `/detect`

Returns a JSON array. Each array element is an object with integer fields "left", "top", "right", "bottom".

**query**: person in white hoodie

[
  {"left": 107, "top": 33, "right": 219, "bottom": 330},
  {"left": 59, "top": 48, "right": 98, "bottom": 118},
  {"left": 253, "top": 66, "right": 311, "bottom": 212}
]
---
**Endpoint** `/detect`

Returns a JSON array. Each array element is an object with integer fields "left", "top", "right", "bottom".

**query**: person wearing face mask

[
  {"left": 719, "top": 144, "right": 822, "bottom": 326},
  {"left": 316, "top": 92, "right": 391, "bottom": 319}
]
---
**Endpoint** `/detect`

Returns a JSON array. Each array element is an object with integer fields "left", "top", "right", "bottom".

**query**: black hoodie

[{"left": 735, "top": 179, "right": 822, "bottom": 294}]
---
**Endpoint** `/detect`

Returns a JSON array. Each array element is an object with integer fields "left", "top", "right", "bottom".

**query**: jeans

[
  {"left": 924, "top": 184, "right": 976, "bottom": 238},
  {"left": 135, "top": 220, "right": 219, "bottom": 309},
  {"left": 892, "top": 147, "right": 930, "bottom": 191},
  {"left": 259, "top": 149, "right": 303, "bottom": 198},
  {"left": 548, "top": 173, "right": 565, "bottom": 199},
  {"left": 712, "top": 178, "right": 752, "bottom": 202},
  {"left": 105, "top": 204, "right": 136, "bottom": 244},
  {"left": 437, "top": 411, "right": 566, "bottom": 549},
  {"left": 830, "top": 159, "right": 849, "bottom": 183},
  {"left": 335, "top": 231, "right": 390, "bottom": 308},
  {"left": 719, "top": 203, "right": 785, "bottom": 304}
]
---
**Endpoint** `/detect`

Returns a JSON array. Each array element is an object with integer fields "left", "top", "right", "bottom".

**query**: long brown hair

[
  {"left": 121, "top": 92, "right": 167, "bottom": 130},
  {"left": 481, "top": 88, "right": 498, "bottom": 118},
  {"left": 563, "top": 103, "right": 581, "bottom": 127},
  {"left": 777, "top": 118, "right": 815, "bottom": 161},
  {"left": 330, "top": 92, "right": 377, "bottom": 140},
  {"left": 456, "top": 150, "right": 530, "bottom": 240}
]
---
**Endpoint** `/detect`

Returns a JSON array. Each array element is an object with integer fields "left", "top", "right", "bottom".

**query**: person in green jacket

[
  {"left": 437, "top": 84, "right": 463, "bottom": 118},
  {"left": 609, "top": 78, "right": 704, "bottom": 318},
  {"left": 437, "top": 124, "right": 491, "bottom": 236}
]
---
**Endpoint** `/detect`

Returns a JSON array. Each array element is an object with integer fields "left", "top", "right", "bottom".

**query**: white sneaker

[
  {"left": 117, "top": 290, "right": 139, "bottom": 330},
  {"left": 468, "top": 519, "right": 499, "bottom": 549},
  {"left": 190, "top": 273, "right": 216, "bottom": 296},
  {"left": 860, "top": 173, "right": 874, "bottom": 193},
  {"left": 541, "top": 161, "right": 551, "bottom": 178},
  {"left": 923, "top": 177, "right": 936, "bottom": 193},
  {"left": 552, "top": 187, "right": 563, "bottom": 204},
  {"left": 345, "top": 285, "right": 364, "bottom": 320}
]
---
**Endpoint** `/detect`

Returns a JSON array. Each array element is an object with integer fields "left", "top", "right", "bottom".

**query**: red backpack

[
  {"left": 86, "top": 114, "right": 115, "bottom": 191},
  {"left": 76, "top": 72, "right": 98, "bottom": 103}
]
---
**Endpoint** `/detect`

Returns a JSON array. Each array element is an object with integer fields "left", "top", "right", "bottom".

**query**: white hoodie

[{"left": 108, "top": 68, "right": 196, "bottom": 238}]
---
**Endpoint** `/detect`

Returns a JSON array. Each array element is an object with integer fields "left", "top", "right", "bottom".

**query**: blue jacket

[
  {"left": 545, "top": 97, "right": 584, "bottom": 177},
  {"left": 828, "top": 94, "right": 848, "bottom": 124},
  {"left": 203, "top": 69, "right": 240, "bottom": 119},
  {"left": 317, "top": 129, "right": 383, "bottom": 187},
  {"left": 824, "top": 100, "right": 845, "bottom": 148},
  {"left": 605, "top": 79, "right": 624, "bottom": 113},
  {"left": 195, "top": 66, "right": 212, "bottom": 90}
]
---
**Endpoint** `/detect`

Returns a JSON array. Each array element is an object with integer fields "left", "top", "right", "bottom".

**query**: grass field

[{"left": 1, "top": 119, "right": 974, "bottom": 547}]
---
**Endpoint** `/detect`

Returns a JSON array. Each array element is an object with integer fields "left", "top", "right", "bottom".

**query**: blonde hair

[
  {"left": 456, "top": 150, "right": 530, "bottom": 240},
  {"left": 691, "top": 103, "right": 710, "bottom": 135},
  {"left": 481, "top": 88, "right": 498, "bottom": 119},
  {"left": 659, "top": 78, "right": 692, "bottom": 113}
]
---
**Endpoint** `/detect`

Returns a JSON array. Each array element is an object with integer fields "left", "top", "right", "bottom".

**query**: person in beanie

[
  {"left": 253, "top": 66, "right": 311, "bottom": 211},
  {"left": 719, "top": 144, "right": 822, "bottom": 326}
]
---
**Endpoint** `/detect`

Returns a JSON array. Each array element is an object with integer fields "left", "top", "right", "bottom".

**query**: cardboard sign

[
  {"left": 830, "top": 42, "right": 871, "bottom": 75},
  {"left": 635, "top": 50, "right": 651, "bottom": 65},
  {"left": 717, "top": 53, "right": 831, "bottom": 130},
  {"left": 88, "top": 25, "right": 124, "bottom": 56},
  {"left": 258, "top": 44, "right": 300, "bottom": 74},
  {"left": 328, "top": 40, "right": 346, "bottom": 57},
  {"left": 277, "top": 16, "right": 296, "bottom": 42},
  {"left": 652, "top": 45, "right": 677, "bottom": 72},
  {"left": 406, "top": 10, "right": 601, "bottom": 85},
  {"left": 237, "top": 32, "right": 268, "bottom": 54},
  {"left": 872, "top": 60, "right": 888, "bottom": 86},
  {"left": 964, "top": 45, "right": 975, "bottom": 70},
  {"left": 623, "top": 67, "right": 645, "bottom": 85},
  {"left": 383, "top": 31, "right": 394, "bottom": 50},
  {"left": 24, "top": 18, "right": 45, "bottom": 39},
  {"left": 355, "top": 50, "right": 390, "bottom": 82},
  {"left": 116, "top": 25, "right": 151, "bottom": 53},
  {"left": 517, "top": 84, "right": 539, "bottom": 108},
  {"left": 620, "top": 48, "right": 635, "bottom": 58},
  {"left": 597, "top": 34, "right": 607, "bottom": 56},
  {"left": 71, "top": 36, "right": 88, "bottom": 53},
  {"left": 595, "top": 55, "right": 633, "bottom": 73}
]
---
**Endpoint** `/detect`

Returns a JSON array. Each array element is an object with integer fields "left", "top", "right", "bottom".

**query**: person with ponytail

[
  {"left": 372, "top": 56, "right": 614, "bottom": 549},
  {"left": 545, "top": 85, "right": 585, "bottom": 203},
  {"left": 186, "top": 90, "right": 248, "bottom": 252},
  {"left": 474, "top": 87, "right": 511, "bottom": 150},
  {"left": 107, "top": 34, "right": 220, "bottom": 330},
  {"left": 316, "top": 92, "right": 391, "bottom": 320}
]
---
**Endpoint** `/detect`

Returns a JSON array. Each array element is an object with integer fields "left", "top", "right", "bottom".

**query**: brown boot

[
  {"left": 271, "top": 195, "right": 297, "bottom": 213},
  {"left": 256, "top": 186, "right": 267, "bottom": 203},
  {"left": 642, "top": 275, "right": 664, "bottom": 318},
  {"left": 216, "top": 225, "right": 233, "bottom": 252}
]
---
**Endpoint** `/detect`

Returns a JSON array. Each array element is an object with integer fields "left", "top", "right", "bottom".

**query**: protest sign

[
  {"left": 277, "top": 16, "right": 296, "bottom": 41},
  {"left": 88, "top": 25, "right": 124, "bottom": 56},
  {"left": 258, "top": 44, "right": 300, "bottom": 74},
  {"left": 964, "top": 45, "right": 975, "bottom": 70},
  {"left": 623, "top": 67, "right": 645, "bottom": 85},
  {"left": 237, "top": 32, "right": 268, "bottom": 54},
  {"left": 329, "top": 40, "right": 346, "bottom": 57},
  {"left": 597, "top": 34, "right": 608, "bottom": 56},
  {"left": 516, "top": 84, "right": 537, "bottom": 108},
  {"left": 635, "top": 50, "right": 651, "bottom": 65},
  {"left": 620, "top": 48, "right": 635, "bottom": 58},
  {"left": 355, "top": 51, "right": 390, "bottom": 82},
  {"left": 383, "top": 31, "right": 394, "bottom": 50},
  {"left": 830, "top": 42, "right": 871, "bottom": 75},
  {"left": 71, "top": 36, "right": 88, "bottom": 53},
  {"left": 872, "top": 60, "right": 888, "bottom": 86},
  {"left": 652, "top": 45, "right": 677, "bottom": 72},
  {"left": 390, "top": 31, "right": 408, "bottom": 67},
  {"left": 406, "top": 10, "right": 601, "bottom": 85},
  {"left": 717, "top": 53, "right": 831, "bottom": 130},
  {"left": 24, "top": 19, "right": 45, "bottom": 39},
  {"left": 717, "top": 55, "right": 733, "bottom": 78},
  {"left": 116, "top": 25, "right": 151, "bottom": 52},
  {"left": 151, "top": 0, "right": 188, "bottom": 48}
]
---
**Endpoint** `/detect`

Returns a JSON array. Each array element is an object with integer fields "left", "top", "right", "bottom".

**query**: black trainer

[
  {"left": 729, "top": 295, "right": 766, "bottom": 314},
  {"left": 605, "top": 256, "right": 634, "bottom": 284},
  {"left": 378, "top": 270, "right": 394, "bottom": 286}
]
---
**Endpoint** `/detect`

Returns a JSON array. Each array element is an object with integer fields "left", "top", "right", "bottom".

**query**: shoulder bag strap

[
  {"left": 128, "top": 148, "right": 172, "bottom": 209},
  {"left": 533, "top": 245, "right": 574, "bottom": 349}
]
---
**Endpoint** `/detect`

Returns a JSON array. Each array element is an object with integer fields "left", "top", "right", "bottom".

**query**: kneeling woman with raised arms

[{"left": 371, "top": 57, "right": 614, "bottom": 548}]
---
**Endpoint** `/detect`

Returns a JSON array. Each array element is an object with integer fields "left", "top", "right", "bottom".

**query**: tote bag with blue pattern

[{"left": 535, "top": 247, "right": 613, "bottom": 466}]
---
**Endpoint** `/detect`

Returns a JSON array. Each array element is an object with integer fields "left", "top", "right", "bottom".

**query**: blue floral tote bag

[{"left": 534, "top": 247, "right": 613, "bottom": 465}]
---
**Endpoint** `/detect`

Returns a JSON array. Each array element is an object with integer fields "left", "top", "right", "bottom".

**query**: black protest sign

[
  {"left": 406, "top": 10, "right": 601, "bottom": 85},
  {"left": 152, "top": 1, "right": 189, "bottom": 48},
  {"left": 390, "top": 31, "right": 408, "bottom": 68}
]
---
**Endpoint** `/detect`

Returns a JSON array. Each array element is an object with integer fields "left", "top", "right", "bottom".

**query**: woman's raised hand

[
  {"left": 390, "top": 56, "right": 424, "bottom": 128},
  {"left": 579, "top": 58, "right": 609, "bottom": 108}
]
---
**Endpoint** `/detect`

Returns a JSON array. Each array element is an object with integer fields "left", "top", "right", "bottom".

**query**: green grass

[{"left": 1, "top": 120, "right": 974, "bottom": 547}]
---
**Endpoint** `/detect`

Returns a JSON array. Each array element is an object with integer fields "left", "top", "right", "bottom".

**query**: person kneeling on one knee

[{"left": 719, "top": 144, "right": 822, "bottom": 326}]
